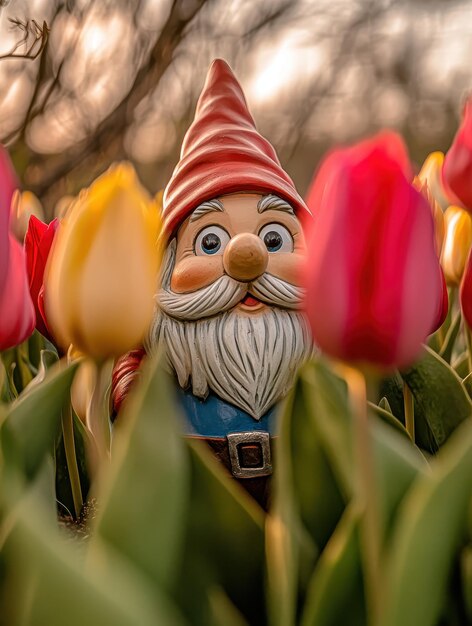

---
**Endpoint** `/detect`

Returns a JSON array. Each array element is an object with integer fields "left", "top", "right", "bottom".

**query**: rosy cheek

[
  {"left": 170, "top": 256, "right": 224, "bottom": 293},
  {"left": 267, "top": 252, "right": 306, "bottom": 286}
]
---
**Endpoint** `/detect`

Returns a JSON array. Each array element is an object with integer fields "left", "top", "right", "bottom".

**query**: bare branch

[
  {"left": 0, "top": 18, "right": 49, "bottom": 61},
  {"left": 27, "top": 0, "right": 211, "bottom": 198}
]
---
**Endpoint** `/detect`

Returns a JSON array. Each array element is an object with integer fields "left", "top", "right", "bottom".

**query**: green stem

[
  {"left": 86, "top": 360, "right": 112, "bottom": 474},
  {"left": 436, "top": 322, "right": 445, "bottom": 347},
  {"left": 437, "top": 285, "right": 457, "bottom": 349},
  {"left": 61, "top": 402, "right": 83, "bottom": 519},
  {"left": 439, "top": 309, "right": 462, "bottom": 361},
  {"left": 466, "top": 325, "right": 472, "bottom": 376},
  {"left": 403, "top": 383, "right": 415, "bottom": 443},
  {"left": 344, "top": 365, "right": 382, "bottom": 626},
  {"left": 16, "top": 342, "right": 33, "bottom": 389}
]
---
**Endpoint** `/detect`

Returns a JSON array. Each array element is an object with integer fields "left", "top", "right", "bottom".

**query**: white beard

[{"left": 145, "top": 240, "right": 312, "bottom": 420}]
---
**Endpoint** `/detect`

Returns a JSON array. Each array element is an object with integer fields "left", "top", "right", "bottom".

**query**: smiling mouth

[{"left": 239, "top": 293, "right": 265, "bottom": 310}]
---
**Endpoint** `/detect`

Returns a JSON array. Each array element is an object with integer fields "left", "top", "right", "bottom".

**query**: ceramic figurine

[{"left": 113, "top": 59, "right": 312, "bottom": 505}]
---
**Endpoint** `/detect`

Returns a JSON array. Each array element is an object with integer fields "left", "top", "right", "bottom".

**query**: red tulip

[
  {"left": 460, "top": 250, "right": 472, "bottom": 330},
  {"left": 0, "top": 146, "right": 35, "bottom": 350},
  {"left": 304, "top": 132, "right": 444, "bottom": 370},
  {"left": 24, "top": 215, "right": 59, "bottom": 341},
  {"left": 442, "top": 97, "right": 472, "bottom": 212}
]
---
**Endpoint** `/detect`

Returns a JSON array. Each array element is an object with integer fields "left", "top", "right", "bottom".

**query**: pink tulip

[
  {"left": 304, "top": 132, "right": 444, "bottom": 370},
  {"left": 0, "top": 146, "right": 35, "bottom": 351},
  {"left": 442, "top": 97, "right": 472, "bottom": 212}
]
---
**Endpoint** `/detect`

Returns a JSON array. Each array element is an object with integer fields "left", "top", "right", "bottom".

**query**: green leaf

[
  {"left": 300, "top": 505, "right": 365, "bottom": 626},
  {"left": 400, "top": 346, "right": 472, "bottom": 452},
  {"left": 0, "top": 360, "right": 78, "bottom": 481},
  {"left": 27, "top": 329, "right": 47, "bottom": 371},
  {"left": 177, "top": 440, "right": 266, "bottom": 626},
  {"left": 208, "top": 587, "right": 249, "bottom": 626},
  {"left": 453, "top": 351, "right": 469, "bottom": 378},
  {"left": 428, "top": 329, "right": 441, "bottom": 354},
  {"left": 0, "top": 357, "right": 8, "bottom": 403},
  {"left": 2, "top": 470, "right": 185, "bottom": 626},
  {"left": 267, "top": 380, "right": 329, "bottom": 626},
  {"left": 368, "top": 401, "right": 409, "bottom": 439},
  {"left": 89, "top": 354, "right": 189, "bottom": 594},
  {"left": 380, "top": 420, "right": 472, "bottom": 626},
  {"left": 289, "top": 380, "right": 346, "bottom": 550},
  {"left": 6, "top": 361, "right": 18, "bottom": 399},
  {"left": 463, "top": 372, "right": 472, "bottom": 401},
  {"left": 299, "top": 362, "right": 353, "bottom": 496},
  {"left": 371, "top": 416, "right": 428, "bottom": 535},
  {"left": 25, "top": 349, "right": 59, "bottom": 393},
  {"left": 378, "top": 396, "right": 393, "bottom": 413},
  {"left": 15, "top": 341, "right": 34, "bottom": 389},
  {"left": 300, "top": 360, "right": 427, "bottom": 517},
  {"left": 378, "top": 372, "right": 406, "bottom": 428},
  {"left": 266, "top": 390, "right": 300, "bottom": 626},
  {"left": 429, "top": 285, "right": 457, "bottom": 356},
  {"left": 286, "top": 360, "right": 426, "bottom": 625},
  {"left": 461, "top": 545, "right": 472, "bottom": 622}
]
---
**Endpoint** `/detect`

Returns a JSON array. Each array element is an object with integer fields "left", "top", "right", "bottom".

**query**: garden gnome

[{"left": 115, "top": 59, "right": 312, "bottom": 504}]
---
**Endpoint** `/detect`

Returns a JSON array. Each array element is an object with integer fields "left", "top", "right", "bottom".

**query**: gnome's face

[
  {"left": 146, "top": 192, "right": 312, "bottom": 419},
  {"left": 170, "top": 193, "right": 306, "bottom": 302}
]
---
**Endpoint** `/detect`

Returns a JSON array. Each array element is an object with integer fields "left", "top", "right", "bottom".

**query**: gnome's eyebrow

[
  {"left": 258, "top": 194, "right": 295, "bottom": 215},
  {"left": 190, "top": 199, "right": 224, "bottom": 222}
]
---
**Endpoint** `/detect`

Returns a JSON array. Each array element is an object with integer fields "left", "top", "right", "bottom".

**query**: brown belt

[{"left": 187, "top": 431, "right": 275, "bottom": 510}]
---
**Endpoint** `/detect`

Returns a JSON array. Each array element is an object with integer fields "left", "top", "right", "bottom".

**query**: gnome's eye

[
  {"left": 259, "top": 223, "right": 293, "bottom": 253},
  {"left": 195, "top": 225, "right": 230, "bottom": 256}
]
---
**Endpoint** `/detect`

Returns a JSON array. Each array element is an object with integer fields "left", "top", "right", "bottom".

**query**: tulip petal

[
  {"left": 0, "top": 146, "right": 19, "bottom": 295},
  {"left": 24, "top": 216, "right": 58, "bottom": 340},
  {"left": 440, "top": 206, "right": 472, "bottom": 285},
  {"left": 418, "top": 152, "right": 449, "bottom": 212},
  {"left": 75, "top": 195, "right": 158, "bottom": 356},
  {"left": 394, "top": 197, "right": 443, "bottom": 366},
  {"left": 443, "top": 98, "right": 472, "bottom": 212},
  {"left": 0, "top": 234, "right": 36, "bottom": 350},
  {"left": 460, "top": 249, "right": 472, "bottom": 330}
]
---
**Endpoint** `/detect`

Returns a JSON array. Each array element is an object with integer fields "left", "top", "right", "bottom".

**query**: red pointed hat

[{"left": 162, "top": 59, "right": 310, "bottom": 238}]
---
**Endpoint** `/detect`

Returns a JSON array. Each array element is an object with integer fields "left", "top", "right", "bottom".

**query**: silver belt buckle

[{"left": 227, "top": 431, "right": 272, "bottom": 478}]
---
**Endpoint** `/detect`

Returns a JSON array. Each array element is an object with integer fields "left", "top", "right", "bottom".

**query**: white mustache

[
  {"left": 158, "top": 273, "right": 305, "bottom": 321},
  {"left": 251, "top": 273, "right": 305, "bottom": 308},
  {"left": 158, "top": 276, "right": 246, "bottom": 320}
]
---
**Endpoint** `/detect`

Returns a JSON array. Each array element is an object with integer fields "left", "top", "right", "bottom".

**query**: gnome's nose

[{"left": 223, "top": 233, "right": 268, "bottom": 282}]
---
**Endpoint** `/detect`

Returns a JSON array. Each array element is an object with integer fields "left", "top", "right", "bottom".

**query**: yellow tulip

[
  {"left": 417, "top": 152, "right": 450, "bottom": 211},
  {"left": 440, "top": 205, "right": 472, "bottom": 285},
  {"left": 45, "top": 162, "right": 162, "bottom": 359},
  {"left": 413, "top": 176, "right": 445, "bottom": 256},
  {"left": 11, "top": 190, "right": 45, "bottom": 241}
]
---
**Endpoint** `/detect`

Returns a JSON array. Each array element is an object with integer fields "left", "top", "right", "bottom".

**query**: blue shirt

[{"left": 175, "top": 385, "right": 278, "bottom": 438}]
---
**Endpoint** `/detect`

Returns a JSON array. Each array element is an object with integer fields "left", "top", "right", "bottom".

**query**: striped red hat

[{"left": 162, "top": 59, "right": 309, "bottom": 238}]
